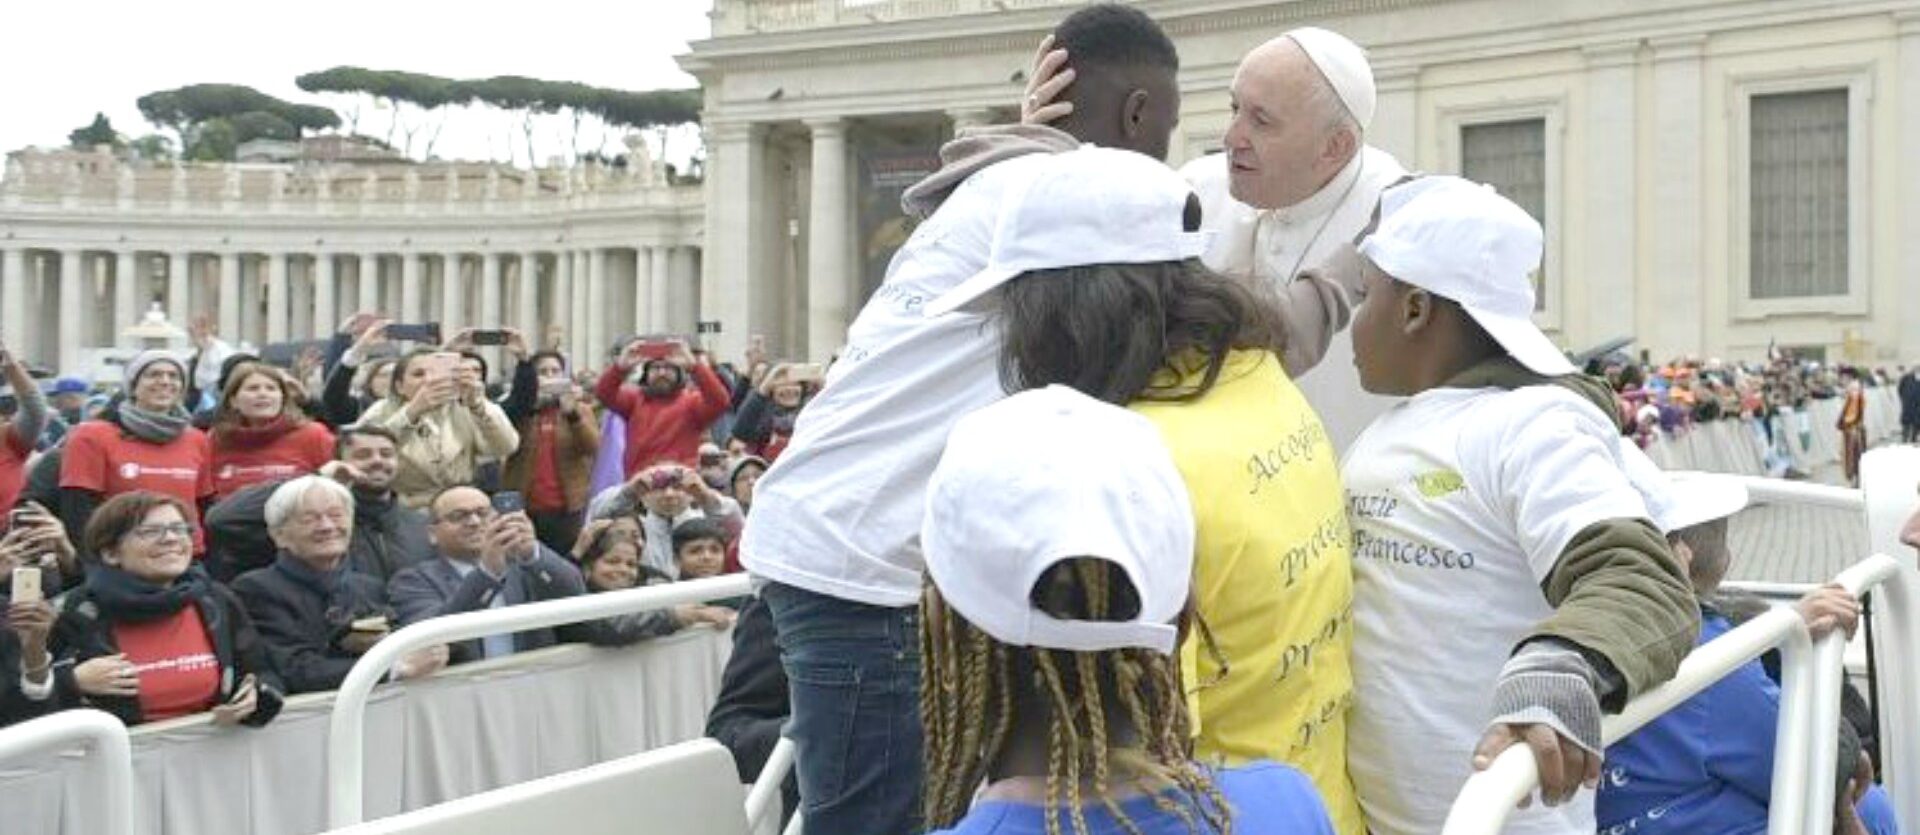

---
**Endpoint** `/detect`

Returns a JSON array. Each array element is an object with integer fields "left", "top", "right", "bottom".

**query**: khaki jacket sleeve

[{"left": 1530, "top": 518, "right": 1701, "bottom": 709}]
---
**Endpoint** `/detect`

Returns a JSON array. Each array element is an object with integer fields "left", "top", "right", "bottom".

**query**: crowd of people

[
  {"left": 0, "top": 307, "right": 817, "bottom": 747},
  {"left": 3, "top": 4, "right": 1919, "bottom": 835}
]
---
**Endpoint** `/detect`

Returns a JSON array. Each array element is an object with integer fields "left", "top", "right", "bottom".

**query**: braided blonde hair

[{"left": 920, "top": 558, "right": 1231, "bottom": 835}]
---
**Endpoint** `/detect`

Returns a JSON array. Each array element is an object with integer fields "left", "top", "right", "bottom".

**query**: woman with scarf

[
  {"left": 50, "top": 491, "right": 282, "bottom": 727},
  {"left": 356, "top": 347, "right": 520, "bottom": 510},
  {"left": 728, "top": 364, "right": 818, "bottom": 463},
  {"left": 208, "top": 363, "right": 336, "bottom": 501},
  {"left": 502, "top": 350, "right": 600, "bottom": 556},
  {"left": 60, "top": 350, "right": 217, "bottom": 560}
]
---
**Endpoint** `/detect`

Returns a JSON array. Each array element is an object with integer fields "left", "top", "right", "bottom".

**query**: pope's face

[{"left": 1222, "top": 39, "right": 1349, "bottom": 210}]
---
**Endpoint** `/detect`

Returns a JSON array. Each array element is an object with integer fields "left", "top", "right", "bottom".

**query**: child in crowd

[
  {"left": 1597, "top": 472, "right": 1899, "bottom": 835},
  {"left": 671, "top": 518, "right": 748, "bottom": 611},
  {"left": 919, "top": 386, "right": 1334, "bottom": 835}
]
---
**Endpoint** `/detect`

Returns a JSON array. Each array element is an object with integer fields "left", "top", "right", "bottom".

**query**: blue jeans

[{"left": 762, "top": 580, "right": 923, "bottom": 835}]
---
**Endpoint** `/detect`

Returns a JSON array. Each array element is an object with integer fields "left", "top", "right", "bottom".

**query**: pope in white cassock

[{"left": 1178, "top": 28, "right": 1409, "bottom": 449}]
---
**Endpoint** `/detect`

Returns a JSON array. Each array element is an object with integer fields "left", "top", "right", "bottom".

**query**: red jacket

[{"left": 595, "top": 362, "right": 731, "bottom": 476}]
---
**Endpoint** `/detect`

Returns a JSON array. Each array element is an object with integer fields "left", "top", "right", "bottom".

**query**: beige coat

[{"left": 358, "top": 397, "right": 520, "bottom": 509}]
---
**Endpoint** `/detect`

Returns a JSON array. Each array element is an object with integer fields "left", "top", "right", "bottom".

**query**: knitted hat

[{"left": 123, "top": 349, "right": 187, "bottom": 390}]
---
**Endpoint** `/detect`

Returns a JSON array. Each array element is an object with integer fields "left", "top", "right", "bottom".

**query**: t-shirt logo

[
  {"left": 219, "top": 465, "right": 236, "bottom": 480},
  {"left": 1411, "top": 469, "right": 1465, "bottom": 499},
  {"left": 120, "top": 462, "right": 141, "bottom": 480}
]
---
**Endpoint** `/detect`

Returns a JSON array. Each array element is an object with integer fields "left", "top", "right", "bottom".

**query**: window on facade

[
  {"left": 1461, "top": 118, "right": 1547, "bottom": 310},
  {"left": 1749, "top": 88, "right": 1848, "bottom": 300}
]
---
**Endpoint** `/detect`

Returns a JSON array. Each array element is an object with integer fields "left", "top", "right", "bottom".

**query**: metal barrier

[
  {"left": 1443, "top": 446, "right": 1920, "bottom": 835},
  {"left": 0, "top": 709, "right": 134, "bottom": 835},
  {"left": 326, "top": 573, "right": 755, "bottom": 828},
  {"left": 745, "top": 737, "right": 795, "bottom": 833}
]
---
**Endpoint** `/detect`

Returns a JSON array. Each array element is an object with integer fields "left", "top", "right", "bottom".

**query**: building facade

[
  {"left": 683, "top": 0, "right": 1920, "bottom": 367},
  {"left": 0, "top": 146, "right": 702, "bottom": 376},
  {"left": 5, "top": 0, "right": 1915, "bottom": 379}
]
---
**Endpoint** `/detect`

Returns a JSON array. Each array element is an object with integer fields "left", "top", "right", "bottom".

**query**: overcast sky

[{"left": 0, "top": 0, "right": 713, "bottom": 166}]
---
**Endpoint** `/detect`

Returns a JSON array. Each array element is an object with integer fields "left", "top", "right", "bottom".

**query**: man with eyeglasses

[{"left": 386, "top": 485, "right": 587, "bottom": 664}]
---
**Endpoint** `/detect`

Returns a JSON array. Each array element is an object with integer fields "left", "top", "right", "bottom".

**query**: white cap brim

[
  {"left": 1464, "top": 306, "right": 1577, "bottom": 376},
  {"left": 923, "top": 231, "right": 1213, "bottom": 318},
  {"left": 1661, "top": 471, "right": 1750, "bottom": 532},
  {"left": 923, "top": 265, "right": 1021, "bottom": 318}
]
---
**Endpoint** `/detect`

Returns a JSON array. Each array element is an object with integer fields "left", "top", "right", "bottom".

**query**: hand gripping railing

[
  {"left": 1440, "top": 602, "right": 1818, "bottom": 835},
  {"left": 0, "top": 709, "right": 134, "bottom": 835},
  {"left": 1442, "top": 553, "right": 1919, "bottom": 835},
  {"left": 325, "top": 572, "right": 754, "bottom": 828}
]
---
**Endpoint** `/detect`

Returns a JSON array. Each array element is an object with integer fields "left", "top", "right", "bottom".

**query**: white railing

[
  {"left": 746, "top": 737, "right": 796, "bottom": 833},
  {"left": 1444, "top": 445, "right": 1920, "bottom": 835},
  {"left": 0, "top": 709, "right": 134, "bottom": 835},
  {"left": 326, "top": 573, "right": 755, "bottom": 828}
]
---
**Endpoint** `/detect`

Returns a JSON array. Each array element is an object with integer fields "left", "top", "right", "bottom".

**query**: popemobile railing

[
  {"left": 1443, "top": 446, "right": 1920, "bottom": 835},
  {"left": 0, "top": 709, "right": 134, "bottom": 835},
  {"left": 324, "top": 572, "right": 755, "bottom": 828}
]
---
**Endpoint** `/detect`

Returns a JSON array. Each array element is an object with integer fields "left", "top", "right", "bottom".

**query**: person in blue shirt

[
  {"left": 1597, "top": 473, "right": 1897, "bottom": 835},
  {"left": 918, "top": 386, "right": 1336, "bottom": 835}
]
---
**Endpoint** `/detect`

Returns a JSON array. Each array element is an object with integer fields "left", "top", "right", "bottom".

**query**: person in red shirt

[
  {"left": 0, "top": 339, "right": 50, "bottom": 515},
  {"left": 50, "top": 491, "right": 282, "bottom": 727},
  {"left": 503, "top": 351, "right": 600, "bottom": 556},
  {"left": 595, "top": 339, "right": 731, "bottom": 476},
  {"left": 208, "top": 363, "right": 335, "bottom": 501},
  {"left": 60, "top": 351, "right": 217, "bottom": 558}
]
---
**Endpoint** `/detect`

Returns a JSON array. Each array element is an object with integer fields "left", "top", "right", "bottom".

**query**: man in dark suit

[{"left": 387, "top": 485, "right": 586, "bottom": 664}]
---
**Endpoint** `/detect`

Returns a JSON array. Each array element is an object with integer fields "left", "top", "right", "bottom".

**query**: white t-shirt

[
  {"left": 1340, "top": 385, "right": 1653, "bottom": 835},
  {"left": 741, "top": 153, "right": 1053, "bottom": 607}
]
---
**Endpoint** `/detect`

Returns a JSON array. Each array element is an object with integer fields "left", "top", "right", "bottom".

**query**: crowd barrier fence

[{"left": 1444, "top": 448, "right": 1920, "bottom": 835}]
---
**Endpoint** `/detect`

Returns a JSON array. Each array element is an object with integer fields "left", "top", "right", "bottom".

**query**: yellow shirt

[{"left": 1132, "top": 350, "right": 1362, "bottom": 835}]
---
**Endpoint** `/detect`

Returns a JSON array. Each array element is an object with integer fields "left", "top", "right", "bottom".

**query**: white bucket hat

[
  {"left": 923, "top": 146, "right": 1211, "bottom": 317},
  {"left": 922, "top": 385, "right": 1195, "bottom": 654},
  {"left": 1359, "top": 175, "right": 1575, "bottom": 376}
]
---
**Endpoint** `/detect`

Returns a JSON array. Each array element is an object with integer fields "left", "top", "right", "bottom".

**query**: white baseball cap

[
  {"left": 923, "top": 146, "right": 1211, "bottom": 317},
  {"left": 922, "top": 385, "right": 1195, "bottom": 655},
  {"left": 1359, "top": 175, "right": 1576, "bottom": 376},
  {"left": 1658, "top": 471, "right": 1750, "bottom": 533}
]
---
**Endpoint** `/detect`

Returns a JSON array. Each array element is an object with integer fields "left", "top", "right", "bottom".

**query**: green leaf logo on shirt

[{"left": 1411, "top": 470, "right": 1466, "bottom": 499}]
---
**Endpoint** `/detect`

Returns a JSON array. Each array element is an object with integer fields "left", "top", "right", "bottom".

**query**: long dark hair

[{"left": 995, "top": 258, "right": 1286, "bottom": 406}]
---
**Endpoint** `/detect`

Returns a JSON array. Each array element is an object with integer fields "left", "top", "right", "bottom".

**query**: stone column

[
  {"left": 1370, "top": 65, "right": 1421, "bottom": 170},
  {"left": 557, "top": 251, "right": 578, "bottom": 361},
  {"left": 1646, "top": 36, "right": 1706, "bottom": 359},
  {"left": 114, "top": 251, "right": 140, "bottom": 347},
  {"left": 266, "top": 252, "right": 290, "bottom": 344},
  {"left": 218, "top": 253, "right": 241, "bottom": 341},
  {"left": 58, "top": 250, "right": 83, "bottom": 371},
  {"left": 671, "top": 246, "right": 700, "bottom": 335},
  {"left": 167, "top": 252, "right": 191, "bottom": 338},
  {"left": 358, "top": 254, "right": 380, "bottom": 312},
  {"left": 586, "top": 248, "right": 608, "bottom": 362},
  {"left": 314, "top": 253, "right": 337, "bottom": 338},
  {"left": 634, "top": 247, "right": 654, "bottom": 336},
  {"left": 480, "top": 252, "right": 503, "bottom": 329},
  {"left": 805, "top": 118, "right": 852, "bottom": 361},
  {"left": 1, "top": 249, "right": 26, "bottom": 354},
  {"left": 648, "top": 245, "right": 672, "bottom": 333},
  {"left": 519, "top": 252, "right": 541, "bottom": 347},
  {"left": 1582, "top": 42, "right": 1639, "bottom": 353},
  {"left": 703, "top": 122, "right": 767, "bottom": 360},
  {"left": 1898, "top": 11, "right": 1920, "bottom": 360},
  {"left": 441, "top": 253, "right": 465, "bottom": 332},
  {"left": 400, "top": 253, "right": 423, "bottom": 324}
]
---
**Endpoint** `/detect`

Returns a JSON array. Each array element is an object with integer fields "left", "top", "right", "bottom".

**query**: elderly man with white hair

[
  {"left": 1026, "top": 26, "right": 1410, "bottom": 447},
  {"left": 231, "top": 475, "right": 447, "bottom": 694}
]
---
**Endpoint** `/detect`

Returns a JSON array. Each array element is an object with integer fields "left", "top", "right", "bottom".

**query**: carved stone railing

[{"left": 713, "top": 0, "right": 1070, "bottom": 35}]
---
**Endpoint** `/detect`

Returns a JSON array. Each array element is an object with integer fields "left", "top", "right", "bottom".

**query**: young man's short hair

[
  {"left": 1053, "top": 3, "right": 1178, "bottom": 73},
  {"left": 335, "top": 424, "right": 400, "bottom": 458},
  {"left": 670, "top": 517, "right": 728, "bottom": 557}
]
